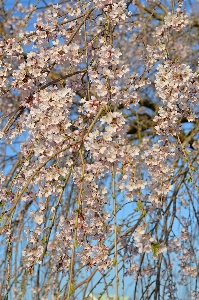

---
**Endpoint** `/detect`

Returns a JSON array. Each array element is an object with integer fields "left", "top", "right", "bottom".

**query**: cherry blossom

[{"left": 0, "top": 0, "right": 199, "bottom": 299}]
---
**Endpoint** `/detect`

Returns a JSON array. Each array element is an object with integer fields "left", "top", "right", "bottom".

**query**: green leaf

[
  {"left": 69, "top": 283, "right": 75, "bottom": 295},
  {"left": 42, "top": 237, "right": 47, "bottom": 243},
  {"left": 142, "top": 210, "right": 146, "bottom": 217},
  {"left": 187, "top": 177, "right": 192, "bottom": 183},
  {"left": 134, "top": 200, "right": 143, "bottom": 212},
  {"left": 136, "top": 200, "right": 143, "bottom": 211},
  {"left": 74, "top": 240, "right": 78, "bottom": 248},
  {"left": 113, "top": 257, "right": 117, "bottom": 266},
  {"left": 152, "top": 243, "right": 160, "bottom": 257}
]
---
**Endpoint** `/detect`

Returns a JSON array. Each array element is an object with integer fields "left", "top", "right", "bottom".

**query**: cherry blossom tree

[{"left": 0, "top": 0, "right": 199, "bottom": 299}]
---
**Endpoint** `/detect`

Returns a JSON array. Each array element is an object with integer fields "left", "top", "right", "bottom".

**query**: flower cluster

[
  {"left": 164, "top": 9, "right": 189, "bottom": 31},
  {"left": 154, "top": 62, "right": 198, "bottom": 136}
]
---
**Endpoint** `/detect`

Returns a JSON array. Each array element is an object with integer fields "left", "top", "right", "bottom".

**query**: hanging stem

[
  {"left": 112, "top": 164, "right": 119, "bottom": 300},
  {"left": 66, "top": 150, "right": 85, "bottom": 300}
]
